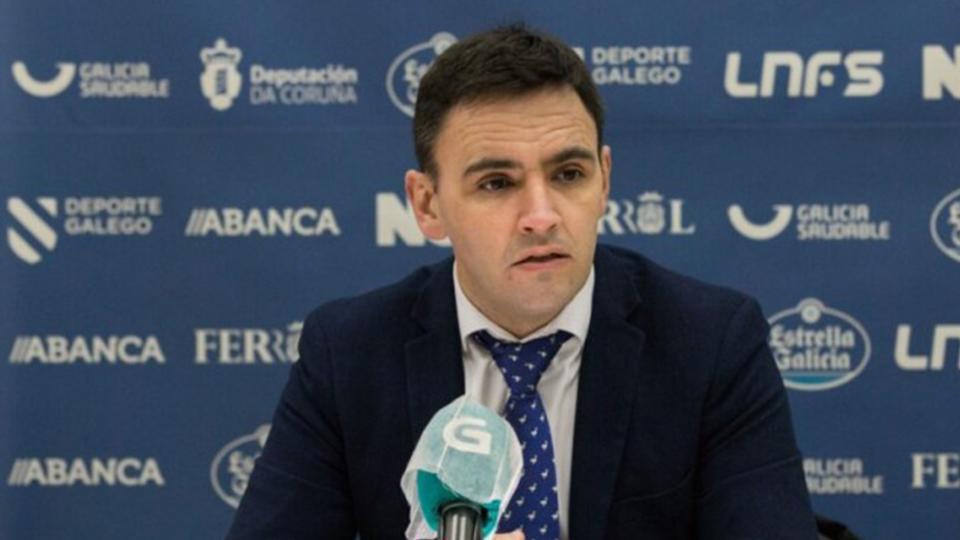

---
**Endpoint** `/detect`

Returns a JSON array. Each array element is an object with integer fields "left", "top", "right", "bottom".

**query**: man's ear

[
  {"left": 599, "top": 145, "right": 612, "bottom": 214},
  {"left": 404, "top": 169, "right": 447, "bottom": 240}
]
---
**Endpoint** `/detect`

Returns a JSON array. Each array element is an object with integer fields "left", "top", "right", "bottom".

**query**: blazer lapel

[
  {"left": 569, "top": 247, "right": 646, "bottom": 540},
  {"left": 404, "top": 258, "right": 465, "bottom": 442}
]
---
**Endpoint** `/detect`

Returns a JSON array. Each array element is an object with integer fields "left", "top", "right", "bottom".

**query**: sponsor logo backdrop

[{"left": 1, "top": 1, "right": 958, "bottom": 538}]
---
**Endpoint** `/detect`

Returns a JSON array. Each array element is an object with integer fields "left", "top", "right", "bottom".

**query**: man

[{"left": 227, "top": 25, "right": 816, "bottom": 539}]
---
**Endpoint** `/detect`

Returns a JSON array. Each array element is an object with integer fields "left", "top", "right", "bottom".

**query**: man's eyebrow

[
  {"left": 462, "top": 158, "right": 522, "bottom": 177},
  {"left": 544, "top": 146, "right": 596, "bottom": 166},
  {"left": 461, "top": 147, "right": 596, "bottom": 177}
]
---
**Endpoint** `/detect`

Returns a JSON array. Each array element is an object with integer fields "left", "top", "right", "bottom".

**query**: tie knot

[{"left": 471, "top": 330, "right": 572, "bottom": 397}]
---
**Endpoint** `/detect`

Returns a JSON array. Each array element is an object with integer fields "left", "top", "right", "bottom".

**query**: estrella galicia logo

[
  {"left": 768, "top": 298, "right": 871, "bottom": 391},
  {"left": 200, "top": 38, "right": 243, "bottom": 111},
  {"left": 727, "top": 204, "right": 793, "bottom": 240},
  {"left": 930, "top": 187, "right": 960, "bottom": 264},
  {"left": 11, "top": 61, "right": 77, "bottom": 98},
  {"left": 211, "top": 424, "right": 270, "bottom": 508},
  {"left": 386, "top": 32, "right": 457, "bottom": 117},
  {"left": 6, "top": 197, "right": 58, "bottom": 264}
]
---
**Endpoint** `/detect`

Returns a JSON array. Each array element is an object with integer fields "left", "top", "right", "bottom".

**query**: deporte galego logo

[
  {"left": 6, "top": 196, "right": 162, "bottom": 265},
  {"left": 211, "top": 425, "right": 271, "bottom": 508}
]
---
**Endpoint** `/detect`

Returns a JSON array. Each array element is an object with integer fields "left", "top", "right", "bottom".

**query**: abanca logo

[
  {"left": 9, "top": 334, "right": 165, "bottom": 365},
  {"left": 386, "top": 32, "right": 456, "bottom": 117},
  {"left": 768, "top": 298, "right": 871, "bottom": 391},
  {"left": 211, "top": 424, "right": 271, "bottom": 508},
  {"left": 11, "top": 61, "right": 76, "bottom": 97},
  {"left": 7, "top": 457, "right": 164, "bottom": 487},
  {"left": 930, "top": 187, "right": 960, "bottom": 264}
]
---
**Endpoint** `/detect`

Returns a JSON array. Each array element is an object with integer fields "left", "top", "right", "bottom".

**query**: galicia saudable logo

[
  {"left": 930, "top": 187, "right": 960, "bottom": 264},
  {"left": 804, "top": 457, "right": 884, "bottom": 495},
  {"left": 728, "top": 203, "right": 890, "bottom": 241},
  {"left": 386, "top": 32, "right": 457, "bottom": 117},
  {"left": 13, "top": 60, "right": 168, "bottom": 99},
  {"left": 768, "top": 298, "right": 871, "bottom": 391},
  {"left": 211, "top": 425, "right": 271, "bottom": 508},
  {"left": 727, "top": 204, "right": 793, "bottom": 240},
  {"left": 11, "top": 61, "right": 76, "bottom": 97}
]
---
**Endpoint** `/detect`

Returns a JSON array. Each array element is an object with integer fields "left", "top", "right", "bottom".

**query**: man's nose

[{"left": 517, "top": 178, "right": 561, "bottom": 235}]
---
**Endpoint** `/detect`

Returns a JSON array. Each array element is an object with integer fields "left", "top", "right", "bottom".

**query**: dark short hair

[{"left": 413, "top": 24, "right": 604, "bottom": 178}]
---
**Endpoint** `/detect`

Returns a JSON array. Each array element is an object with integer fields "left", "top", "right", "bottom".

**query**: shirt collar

[{"left": 454, "top": 261, "right": 594, "bottom": 350}]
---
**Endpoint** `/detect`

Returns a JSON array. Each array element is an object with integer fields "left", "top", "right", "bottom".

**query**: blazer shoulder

[
  {"left": 301, "top": 258, "right": 450, "bottom": 340},
  {"left": 600, "top": 245, "right": 765, "bottom": 343}
]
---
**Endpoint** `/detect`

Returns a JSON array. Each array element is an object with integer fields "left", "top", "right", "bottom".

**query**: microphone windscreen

[{"left": 401, "top": 396, "right": 523, "bottom": 540}]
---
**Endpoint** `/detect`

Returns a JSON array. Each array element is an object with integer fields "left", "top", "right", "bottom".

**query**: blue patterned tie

[{"left": 472, "top": 330, "right": 572, "bottom": 540}]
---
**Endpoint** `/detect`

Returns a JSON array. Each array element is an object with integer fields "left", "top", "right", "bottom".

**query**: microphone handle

[{"left": 438, "top": 501, "right": 484, "bottom": 540}]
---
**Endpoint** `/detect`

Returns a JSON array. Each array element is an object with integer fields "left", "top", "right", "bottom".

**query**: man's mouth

[{"left": 514, "top": 251, "right": 570, "bottom": 267}]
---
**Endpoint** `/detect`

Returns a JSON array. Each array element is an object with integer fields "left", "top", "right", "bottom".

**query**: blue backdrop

[{"left": 2, "top": 1, "right": 959, "bottom": 538}]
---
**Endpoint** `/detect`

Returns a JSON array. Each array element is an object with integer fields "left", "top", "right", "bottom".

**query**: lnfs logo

[
  {"left": 599, "top": 192, "right": 695, "bottom": 236},
  {"left": 11, "top": 61, "right": 76, "bottom": 97},
  {"left": 930, "top": 188, "right": 960, "bottom": 264},
  {"left": 895, "top": 324, "right": 960, "bottom": 371},
  {"left": 200, "top": 38, "right": 243, "bottom": 111},
  {"left": 6, "top": 197, "right": 57, "bottom": 264},
  {"left": 211, "top": 425, "right": 271, "bottom": 507},
  {"left": 768, "top": 298, "right": 871, "bottom": 391},
  {"left": 725, "top": 50, "right": 883, "bottom": 98},
  {"left": 386, "top": 32, "right": 457, "bottom": 117}
]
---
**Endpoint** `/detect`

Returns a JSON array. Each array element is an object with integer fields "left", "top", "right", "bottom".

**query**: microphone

[{"left": 401, "top": 396, "right": 523, "bottom": 540}]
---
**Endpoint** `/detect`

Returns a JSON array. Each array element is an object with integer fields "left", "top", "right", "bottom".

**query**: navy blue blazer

[{"left": 227, "top": 245, "right": 816, "bottom": 539}]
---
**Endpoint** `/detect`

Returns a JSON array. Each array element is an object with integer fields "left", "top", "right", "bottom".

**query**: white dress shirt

[{"left": 454, "top": 264, "right": 594, "bottom": 540}]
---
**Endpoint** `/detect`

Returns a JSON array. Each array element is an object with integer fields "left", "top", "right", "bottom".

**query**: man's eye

[
  {"left": 555, "top": 168, "right": 584, "bottom": 183},
  {"left": 479, "top": 177, "right": 512, "bottom": 192}
]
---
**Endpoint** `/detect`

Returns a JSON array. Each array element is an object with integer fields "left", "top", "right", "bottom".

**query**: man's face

[{"left": 406, "top": 87, "right": 611, "bottom": 338}]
